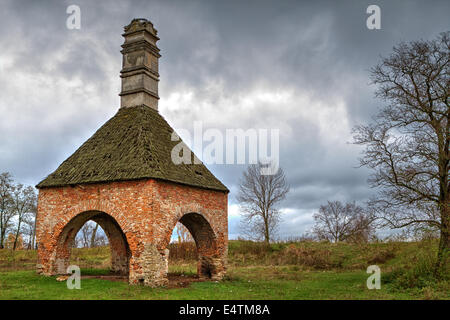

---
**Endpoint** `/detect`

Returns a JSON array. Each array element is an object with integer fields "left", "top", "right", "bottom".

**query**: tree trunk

[
  {"left": 32, "top": 216, "right": 36, "bottom": 249},
  {"left": 264, "top": 211, "right": 270, "bottom": 245},
  {"left": 13, "top": 220, "right": 22, "bottom": 250},
  {"left": 264, "top": 231, "right": 270, "bottom": 245},
  {"left": 27, "top": 226, "right": 33, "bottom": 250},
  {"left": 90, "top": 223, "right": 98, "bottom": 248},
  {"left": 31, "top": 225, "right": 35, "bottom": 250},
  {"left": 435, "top": 202, "right": 449, "bottom": 277},
  {"left": 0, "top": 222, "right": 5, "bottom": 249},
  {"left": 0, "top": 230, "right": 4, "bottom": 249}
]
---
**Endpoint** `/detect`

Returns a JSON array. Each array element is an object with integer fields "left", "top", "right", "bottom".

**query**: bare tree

[
  {"left": 11, "top": 184, "right": 37, "bottom": 250},
  {"left": 353, "top": 32, "right": 449, "bottom": 273},
  {"left": 176, "top": 222, "right": 193, "bottom": 243},
  {"left": 313, "top": 201, "right": 374, "bottom": 243},
  {"left": 94, "top": 233, "right": 108, "bottom": 247},
  {"left": 348, "top": 210, "right": 376, "bottom": 243},
  {"left": 76, "top": 221, "right": 108, "bottom": 248},
  {"left": 77, "top": 222, "right": 94, "bottom": 248},
  {"left": 23, "top": 213, "right": 37, "bottom": 250},
  {"left": 237, "top": 163, "right": 290, "bottom": 244},
  {"left": 90, "top": 223, "right": 99, "bottom": 248},
  {"left": 0, "top": 172, "right": 14, "bottom": 249}
]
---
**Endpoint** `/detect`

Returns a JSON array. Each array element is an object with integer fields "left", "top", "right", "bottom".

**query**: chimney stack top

[
  {"left": 123, "top": 18, "right": 159, "bottom": 39},
  {"left": 119, "top": 18, "right": 160, "bottom": 110}
]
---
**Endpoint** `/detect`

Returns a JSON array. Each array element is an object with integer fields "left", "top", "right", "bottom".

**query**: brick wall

[{"left": 36, "top": 179, "right": 228, "bottom": 286}]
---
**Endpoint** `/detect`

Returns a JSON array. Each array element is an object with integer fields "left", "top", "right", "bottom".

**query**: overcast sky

[{"left": 1, "top": 0, "right": 449, "bottom": 239}]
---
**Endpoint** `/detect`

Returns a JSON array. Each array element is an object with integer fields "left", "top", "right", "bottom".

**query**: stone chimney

[{"left": 119, "top": 18, "right": 160, "bottom": 110}]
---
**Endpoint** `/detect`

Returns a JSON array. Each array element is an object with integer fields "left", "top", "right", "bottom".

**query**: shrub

[
  {"left": 279, "top": 245, "right": 336, "bottom": 269},
  {"left": 367, "top": 248, "right": 396, "bottom": 264},
  {"left": 169, "top": 242, "right": 197, "bottom": 261},
  {"left": 384, "top": 247, "right": 446, "bottom": 289}
]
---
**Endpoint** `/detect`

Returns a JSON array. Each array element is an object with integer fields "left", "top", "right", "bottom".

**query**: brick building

[{"left": 35, "top": 18, "right": 229, "bottom": 286}]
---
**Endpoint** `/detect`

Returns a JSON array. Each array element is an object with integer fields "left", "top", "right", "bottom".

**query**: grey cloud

[{"left": 0, "top": 0, "right": 448, "bottom": 238}]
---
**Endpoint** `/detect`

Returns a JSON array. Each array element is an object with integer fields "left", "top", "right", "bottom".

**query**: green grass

[
  {"left": 2, "top": 267, "right": 446, "bottom": 300},
  {"left": 0, "top": 240, "right": 448, "bottom": 300}
]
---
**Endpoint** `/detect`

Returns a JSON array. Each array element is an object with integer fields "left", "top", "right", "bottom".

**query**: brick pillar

[
  {"left": 128, "top": 243, "right": 169, "bottom": 287},
  {"left": 198, "top": 242, "right": 227, "bottom": 280}
]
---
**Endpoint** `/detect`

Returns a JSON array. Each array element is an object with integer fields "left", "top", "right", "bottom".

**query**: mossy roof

[{"left": 36, "top": 105, "right": 228, "bottom": 192}]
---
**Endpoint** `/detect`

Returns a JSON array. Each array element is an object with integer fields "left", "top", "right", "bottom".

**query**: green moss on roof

[{"left": 36, "top": 105, "right": 228, "bottom": 192}]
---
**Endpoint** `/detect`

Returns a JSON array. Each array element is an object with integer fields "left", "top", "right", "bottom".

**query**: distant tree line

[
  {"left": 0, "top": 172, "right": 37, "bottom": 250},
  {"left": 0, "top": 172, "right": 108, "bottom": 250}
]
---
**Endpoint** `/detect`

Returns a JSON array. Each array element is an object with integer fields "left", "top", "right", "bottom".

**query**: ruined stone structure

[{"left": 35, "top": 19, "right": 228, "bottom": 286}]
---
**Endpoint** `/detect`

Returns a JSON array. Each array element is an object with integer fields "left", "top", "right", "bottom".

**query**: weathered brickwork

[{"left": 36, "top": 179, "right": 228, "bottom": 286}]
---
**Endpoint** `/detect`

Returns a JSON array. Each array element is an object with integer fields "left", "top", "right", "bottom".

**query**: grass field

[{"left": 0, "top": 240, "right": 448, "bottom": 300}]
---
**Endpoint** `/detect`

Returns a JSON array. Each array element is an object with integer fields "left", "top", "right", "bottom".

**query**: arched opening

[
  {"left": 168, "top": 212, "right": 218, "bottom": 284},
  {"left": 54, "top": 211, "right": 130, "bottom": 279}
]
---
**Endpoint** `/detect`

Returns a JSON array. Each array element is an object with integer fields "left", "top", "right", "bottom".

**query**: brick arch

[
  {"left": 179, "top": 212, "right": 219, "bottom": 278},
  {"left": 164, "top": 206, "right": 216, "bottom": 243},
  {"left": 61, "top": 199, "right": 134, "bottom": 234},
  {"left": 52, "top": 210, "right": 131, "bottom": 276},
  {"left": 163, "top": 209, "right": 223, "bottom": 279},
  {"left": 168, "top": 212, "right": 218, "bottom": 251}
]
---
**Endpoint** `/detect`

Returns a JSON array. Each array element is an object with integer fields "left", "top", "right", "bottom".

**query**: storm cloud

[{"left": 1, "top": 0, "right": 449, "bottom": 239}]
